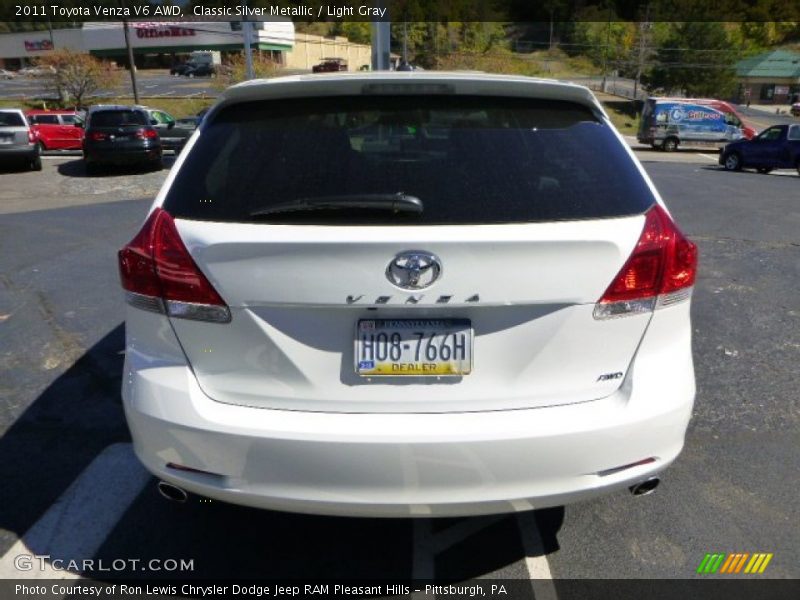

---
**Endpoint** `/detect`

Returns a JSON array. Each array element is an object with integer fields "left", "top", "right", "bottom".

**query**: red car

[{"left": 26, "top": 109, "right": 84, "bottom": 150}]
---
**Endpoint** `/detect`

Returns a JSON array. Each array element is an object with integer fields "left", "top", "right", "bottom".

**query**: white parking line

[
  {"left": 696, "top": 153, "right": 719, "bottom": 161},
  {"left": 0, "top": 443, "right": 150, "bottom": 579},
  {"left": 517, "top": 511, "right": 559, "bottom": 600}
]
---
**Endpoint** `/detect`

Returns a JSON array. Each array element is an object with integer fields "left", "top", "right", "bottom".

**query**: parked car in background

[
  {"left": 139, "top": 106, "right": 194, "bottom": 153},
  {"left": 0, "top": 108, "right": 41, "bottom": 171},
  {"left": 119, "top": 73, "right": 698, "bottom": 517},
  {"left": 638, "top": 98, "right": 748, "bottom": 151},
  {"left": 643, "top": 97, "right": 755, "bottom": 139},
  {"left": 791, "top": 103, "right": 800, "bottom": 117},
  {"left": 170, "top": 63, "right": 192, "bottom": 76},
  {"left": 184, "top": 63, "right": 214, "bottom": 78},
  {"left": 312, "top": 57, "right": 348, "bottom": 73},
  {"left": 26, "top": 109, "right": 84, "bottom": 150},
  {"left": 720, "top": 123, "right": 800, "bottom": 174},
  {"left": 0, "top": 68, "right": 16, "bottom": 79},
  {"left": 81, "top": 105, "right": 162, "bottom": 174},
  {"left": 19, "top": 65, "right": 56, "bottom": 77},
  {"left": 175, "top": 116, "right": 201, "bottom": 131}
]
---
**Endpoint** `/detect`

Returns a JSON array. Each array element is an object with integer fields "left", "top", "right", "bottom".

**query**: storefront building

[
  {"left": 736, "top": 49, "right": 800, "bottom": 105},
  {"left": 0, "top": 20, "right": 295, "bottom": 69}
]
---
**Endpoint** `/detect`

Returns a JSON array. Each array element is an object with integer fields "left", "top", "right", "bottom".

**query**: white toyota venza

[{"left": 119, "top": 73, "right": 697, "bottom": 517}]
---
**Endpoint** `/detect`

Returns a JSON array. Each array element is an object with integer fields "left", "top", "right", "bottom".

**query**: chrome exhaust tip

[
  {"left": 157, "top": 481, "right": 188, "bottom": 503},
  {"left": 629, "top": 477, "right": 660, "bottom": 497}
]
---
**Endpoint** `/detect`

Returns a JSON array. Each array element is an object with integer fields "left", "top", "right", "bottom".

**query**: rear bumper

[
  {"left": 0, "top": 144, "right": 38, "bottom": 161},
  {"left": 84, "top": 146, "right": 161, "bottom": 165},
  {"left": 122, "top": 304, "right": 695, "bottom": 518}
]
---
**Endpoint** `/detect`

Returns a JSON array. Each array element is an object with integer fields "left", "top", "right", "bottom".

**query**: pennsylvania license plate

[{"left": 355, "top": 319, "right": 472, "bottom": 376}]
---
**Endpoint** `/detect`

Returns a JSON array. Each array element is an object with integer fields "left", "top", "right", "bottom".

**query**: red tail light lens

[
  {"left": 136, "top": 128, "right": 158, "bottom": 139},
  {"left": 595, "top": 205, "right": 697, "bottom": 319},
  {"left": 28, "top": 129, "right": 36, "bottom": 143},
  {"left": 118, "top": 209, "right": 230, "bottom": 323},
  {"left": 90, "top": 131, "right": 108, "bottom": 141}
]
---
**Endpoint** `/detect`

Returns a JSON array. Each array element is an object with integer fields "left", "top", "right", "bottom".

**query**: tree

[
  {"left": 37, "top": 49, "right": 120, "bottom": 107},
  {"left": 648, "top": 22, "right": 740, "bottom": 97},
  {"left": 215, "top": 52, "right": 279, "bottom": 89}
]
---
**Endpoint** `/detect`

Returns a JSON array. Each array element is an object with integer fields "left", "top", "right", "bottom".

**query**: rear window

[
  {"left": 89, "top": 110, "right": 148, "bottom": 128},
  {"left": 0, "top": 111, "right": 25, "bottom": 127},
  {"left": 34, "top": 114, "right": 60, "bottom": 124},
  {"left": 164, "top": 96, "right": 655, "bottom": 225}
]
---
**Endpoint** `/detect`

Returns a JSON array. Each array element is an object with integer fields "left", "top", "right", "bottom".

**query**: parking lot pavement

[
  {"left": 0, "top": 156, "right": 174, "bottom": 215},
  {"left": 0, "top": 71, "right": 218, "bottom": 100},
  {"left": 0, "top": 159, "right": 797, "bottom": 586}
]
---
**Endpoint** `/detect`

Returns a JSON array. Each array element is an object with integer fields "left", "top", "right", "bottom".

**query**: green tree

[
  {"left": 648, "top": 22, "right": 740, "bottom": 97},
  {"left": 572, "top": 8, "right": 636, "bottom": 71}
]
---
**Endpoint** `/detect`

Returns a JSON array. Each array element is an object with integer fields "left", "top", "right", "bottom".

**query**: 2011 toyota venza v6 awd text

[{"left": 119, "top": 72, "right": 697, "bottom": 517}]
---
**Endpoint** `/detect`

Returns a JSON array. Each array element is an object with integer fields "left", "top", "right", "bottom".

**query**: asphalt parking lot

[
  {"left": 0, "top": 153, "right": 797, "bottom": 591},
  {"left": 0, "top": 71, "right": 218, "bottom": 101}
]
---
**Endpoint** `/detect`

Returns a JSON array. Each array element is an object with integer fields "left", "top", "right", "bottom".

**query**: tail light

[
  {"left": 90, "top": 131, "right": 108, "bottom": 141},
  {"left": 594, "top": 204, "right": 697, "bottom": 319},
  {"left": 28, "top": 129, "right": 36, "bottom": 143},
  {"left": 135, "top": 128, "right": 159, "bottom": 139},
  {"left": 118, "top": 208, "right": 230, "bottom": 323}
]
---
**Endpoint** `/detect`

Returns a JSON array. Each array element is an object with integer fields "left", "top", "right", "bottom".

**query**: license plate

[{"left": 355, "top": 319, "right": 472, "bottom": 376}]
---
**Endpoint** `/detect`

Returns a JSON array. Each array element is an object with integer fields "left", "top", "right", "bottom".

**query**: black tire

[
  {"left": 146, "top": 159, "right": 162, "bottom": 172},
  {"left": 30, "top": 156, "right": 42, "bottom": 171},
  {"left": 757, "top": 167, "right": 772, "bottom": 174},
  {"left": 662, "top": 137, "right": 679, "bottom": 152},
  {"left": 36, "top": 141, "right": 46, "bottom": 153},
  {"left": 723, "top": 152, "right": 742, "bottom": 171}
]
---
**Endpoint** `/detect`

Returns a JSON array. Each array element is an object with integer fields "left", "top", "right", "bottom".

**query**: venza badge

[{"left": 386, "top": 251, "right": 441, "bottom": 290}]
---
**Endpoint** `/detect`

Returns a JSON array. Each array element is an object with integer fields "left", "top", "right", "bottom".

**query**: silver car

[{"left": 0, "top": 109, "right": 41, "bottom": 171}]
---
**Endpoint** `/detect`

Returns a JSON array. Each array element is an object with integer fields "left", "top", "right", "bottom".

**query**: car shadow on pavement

[
  {"left": 0, "top": 325, "right": 131, "bottom": 554},
  {"left": 0, "top": 163, "right": 37, "bottom": 174},
  {"left": 56, "top": 157, "right": 173, "bottom": 178}
]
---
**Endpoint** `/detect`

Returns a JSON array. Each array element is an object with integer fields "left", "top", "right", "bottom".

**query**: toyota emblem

[{"left": 386, "top": 251, "right": 442, "bottom": 290}]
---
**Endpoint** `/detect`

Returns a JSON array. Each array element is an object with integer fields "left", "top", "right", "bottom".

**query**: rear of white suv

[{"left": 119, "top": 73, "right": 697, "bottom": 517}]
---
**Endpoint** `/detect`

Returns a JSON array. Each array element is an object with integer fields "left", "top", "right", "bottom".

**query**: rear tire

[
  {"left": 146, "top": 159, "right": 162, "bottom": 172},
  {"left": 662, "top": 137, "right": 679, "bottom": 152},
  {"left": 723, "top": 152, "right": 742, "bottom": 171},
  {"left": 30, "top": 155, "right": 42, "bottom": 171}
]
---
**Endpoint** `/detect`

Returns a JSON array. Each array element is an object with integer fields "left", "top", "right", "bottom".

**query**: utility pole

[
  {"left": 46, "top": 17, "right": 54, "bottom": 49},
  {"left": 370, "top": 0, "right": 390, "bottom": 70},
  {"left": 242, "top": 0, "right": 254, "bottom": 79},
  {"left": 402, "top": 22, "right": 408, "bottom": 65},
  {"left": 122, "top": 19, "right": 139, "bottom": 104},
  {"left": 601, "top": 17, "right": 611, "bottom": 93},
  {"left": 633, "top": 4, "right": 651, "bottom": 101}
]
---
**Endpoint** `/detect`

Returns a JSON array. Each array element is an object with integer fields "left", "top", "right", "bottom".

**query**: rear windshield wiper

[{"left": 249, "top": 193, "right": 423, "bottom": 217}]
